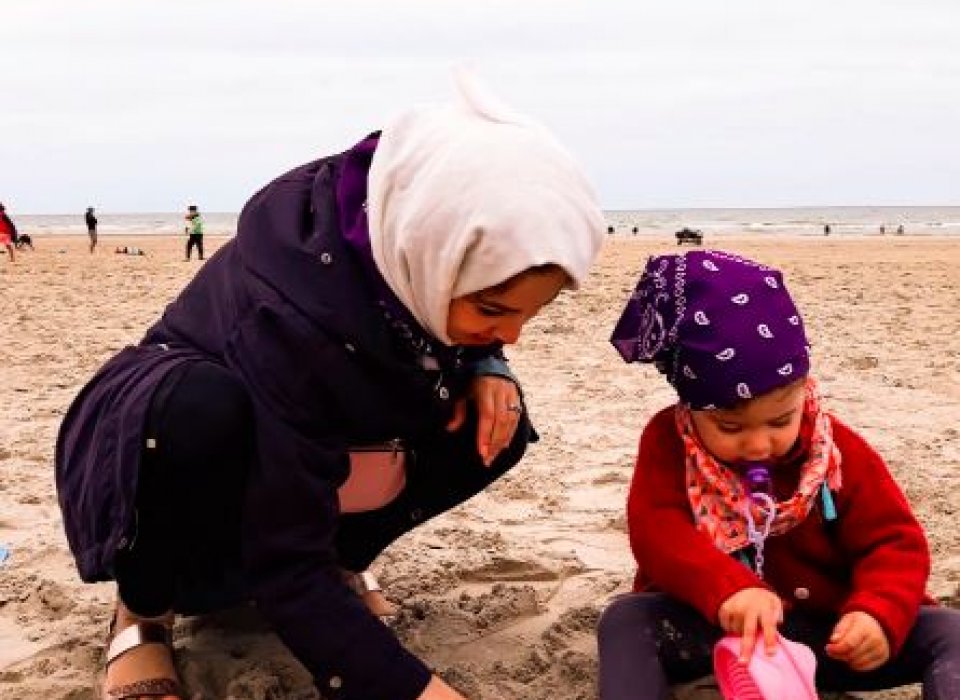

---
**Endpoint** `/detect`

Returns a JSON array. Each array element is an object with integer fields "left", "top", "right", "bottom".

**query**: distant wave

[
  {"left": 603, "top": 206, "right": 960, "bottom": 236},
  {"left": 15, "top": 212, "right": 239, "bottom": 236},
  {"left": 14, "top": 208, "right": 960, "bottom": 236}
]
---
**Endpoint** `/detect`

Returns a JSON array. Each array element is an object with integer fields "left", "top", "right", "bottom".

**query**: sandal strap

[
  {"left": 349, "top": 571, "right": 382, "bottom": 595},
  {"left": 105, "top": 677, "right": 184, "bottom": 699},
  {"left": 106, "top": 621, "right": 172, "bottom": 665}
]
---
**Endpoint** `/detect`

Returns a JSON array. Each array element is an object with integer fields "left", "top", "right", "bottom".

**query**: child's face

[{"left": 691, "top": 379, "right": 806, "bottom": 465}]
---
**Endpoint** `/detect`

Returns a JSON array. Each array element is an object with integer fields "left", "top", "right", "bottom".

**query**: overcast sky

[{"left": 2, "top": 0, "right": 959, "bottom": 213}]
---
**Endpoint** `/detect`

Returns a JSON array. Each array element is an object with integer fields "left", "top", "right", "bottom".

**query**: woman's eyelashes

[{"left": 476, "top": 304, "right": 506, "bottom": 318}]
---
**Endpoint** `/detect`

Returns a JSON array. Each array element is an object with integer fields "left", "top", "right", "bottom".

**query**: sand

[{"left": 1, "top": 233, "right": 957, "bottom": 700}]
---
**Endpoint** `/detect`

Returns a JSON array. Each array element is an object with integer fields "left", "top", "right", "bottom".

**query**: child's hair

[
  {"left": 610, "top": 250, "right": 810, "bottom": 409},
  {"left": 720, "top": 376, "right": 807, "bottom": 412}
]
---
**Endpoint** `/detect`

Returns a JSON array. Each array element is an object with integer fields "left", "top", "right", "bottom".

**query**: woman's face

[
  {"left": 690, "top": 379, "right": 806, "bottom": 465},
  {"left": 447, "top": 267, "right": 570, "bottom": 346}
]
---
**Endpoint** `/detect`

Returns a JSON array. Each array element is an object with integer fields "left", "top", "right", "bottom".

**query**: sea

[{"left": 11, "top": 206, "right": 960, "bottom": 238}]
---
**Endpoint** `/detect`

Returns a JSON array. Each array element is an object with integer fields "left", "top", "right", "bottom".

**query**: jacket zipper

[{"left": 348, "top": 437, "right": 404, "bottom": 457}]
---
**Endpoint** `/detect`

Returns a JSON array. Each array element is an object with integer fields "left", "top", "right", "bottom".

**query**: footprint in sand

[{"left": 460, "top": 557, "right": 560, "bottom": 583}]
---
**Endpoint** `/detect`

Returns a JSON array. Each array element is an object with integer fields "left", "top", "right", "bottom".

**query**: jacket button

[
  {"left": 117, "top": 537, "right": 129, "bottom": 550},
  {"left": 320, "top": 252, "right": 333, "bottom": 265},
  {"left": 793, "top": 587, "right": 810, "bottom": 600},
  {"left": 437, "top": 386, "right": 450, "bottom": 400},
  {"left": 329, "top": 676, "right": 342, "bottom": 689},
  {"left": 344, "top": 343, "right": 356, "bottom": 353},
  {"left": 145, "top": 438, "right": 157, "bottom": 449}
]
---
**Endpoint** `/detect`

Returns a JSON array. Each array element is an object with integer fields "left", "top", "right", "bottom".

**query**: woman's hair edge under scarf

[{"left": 366, "top": 70, "right": 605, "bottom": 345}]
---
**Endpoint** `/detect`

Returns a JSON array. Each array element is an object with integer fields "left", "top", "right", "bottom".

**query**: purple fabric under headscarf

[
  {"left": 335, "top": 132, "right": 493, "bottom": 369},
  {"left": 610, "top": 250, "right": 810, "bottom": 409},
  {"left": 337, "top": 132, "right": 402, "bottom": 317}
]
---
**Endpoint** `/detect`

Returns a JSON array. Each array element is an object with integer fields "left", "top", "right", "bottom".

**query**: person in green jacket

[{"left": 184, "top": 205, "right": 205, "bottom": 261}]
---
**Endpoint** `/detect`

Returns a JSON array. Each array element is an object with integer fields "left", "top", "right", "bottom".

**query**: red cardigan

[{"left": 628, "top": 406, "right": 932, "bottom": 655}]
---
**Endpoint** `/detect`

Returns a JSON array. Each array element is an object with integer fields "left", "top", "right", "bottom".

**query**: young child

[{"left": 598, "top": 250, "right": 960, "bottom": 699}]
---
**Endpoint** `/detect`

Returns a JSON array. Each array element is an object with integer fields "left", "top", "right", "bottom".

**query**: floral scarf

[{"left": 676, "top": 377, "right": 843, "bottom": 553}]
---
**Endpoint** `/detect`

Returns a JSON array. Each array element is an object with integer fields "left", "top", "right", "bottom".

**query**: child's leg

[
  {"left": 784, "top": 606, "right": 960, "bottom": 698},
  {"left": 915, "top": 606, "right": 960, "bottom": 699},
  {"left": 597, "top": 592, "right": 721, "bottom": 700}
]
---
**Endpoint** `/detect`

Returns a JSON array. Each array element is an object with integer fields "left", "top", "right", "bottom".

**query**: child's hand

[
  {"left": 718, "top": 587, "right": 783, "bottom": 663},
  {"left": 826, "top": 611, "right": 890, "bottom": 671}
]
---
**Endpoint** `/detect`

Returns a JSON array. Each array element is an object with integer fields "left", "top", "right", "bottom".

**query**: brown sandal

[
  {"left": 102, "top": 619, "right": 185, "bottom": 699},
  {"left": 344, "top": 570, "right": 399, "bottom": 619}
]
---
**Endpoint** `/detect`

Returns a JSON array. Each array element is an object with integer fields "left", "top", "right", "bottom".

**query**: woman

[
  {"left": 0, "top": 202, "right": 17, "bottom": 262},
  {"left": 55, "top": 76, "right": 604, "bottom": 700}
]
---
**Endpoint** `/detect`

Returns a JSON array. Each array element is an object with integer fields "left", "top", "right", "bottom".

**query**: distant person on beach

[
  {"left": 86, "top": 207, "right": 98, "bottom": 253},
  {"left": 114, "top": 245, "right": 145, "bottom": 256},
  {"left": 55, "top": 73, "right": 604, "bottom": 700},
  {"left": 0, "top": 203, "right": 17, "bottom": 262},
  {"left": 897, "top": 224, "right": 905, "bottom": 235},
  {"left": 880, "top": 225, "right": 887, "bottom": 235},
  {"left": 598, "top": 250, "right": 960, "bottom": 700},
  {"left": 184, "top": 204, "right": 204, "bottom": 261},
  {"left": 824, "top": 223, "right": 831, "bottom": 236}
]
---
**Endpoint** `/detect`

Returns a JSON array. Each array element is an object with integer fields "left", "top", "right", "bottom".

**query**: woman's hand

[
  {"left": 717, "top": 587, "right": 784, "bottom": 663},
  {"left": 826, "top": 611, "right": 890, "bottom": 671},
  {"left": 446, "top": 375, "right": 521, "bottom": 466},
  {"left": 417, "top": 674, "right": 469, "bottom": 700}
]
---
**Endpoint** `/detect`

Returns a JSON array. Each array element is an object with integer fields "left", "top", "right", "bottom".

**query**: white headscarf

[{"left": 366, "top": 70, "right": 605, "bottom": 345}]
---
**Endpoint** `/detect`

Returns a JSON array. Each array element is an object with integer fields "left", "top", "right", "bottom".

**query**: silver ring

[{"left": 506, "top": 403, "right": 522, "bottom": 414}]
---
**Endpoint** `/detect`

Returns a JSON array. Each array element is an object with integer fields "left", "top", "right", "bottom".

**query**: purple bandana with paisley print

[{"left": 610, "top": 250, "right": 810, "bottom": 409}]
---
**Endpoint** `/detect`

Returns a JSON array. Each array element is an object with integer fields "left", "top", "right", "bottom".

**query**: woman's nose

[{"left": 493, "top": 318, "right": 523, "bottom": 345}]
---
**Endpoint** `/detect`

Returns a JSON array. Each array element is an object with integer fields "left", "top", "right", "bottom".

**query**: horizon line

[{"left": 13, "top": 203, "right": 960, "bottom": 216}]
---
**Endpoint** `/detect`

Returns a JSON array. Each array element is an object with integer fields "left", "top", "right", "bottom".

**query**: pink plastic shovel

[{"left": 713, "top": 633, "right": 818, "bottom": 700}]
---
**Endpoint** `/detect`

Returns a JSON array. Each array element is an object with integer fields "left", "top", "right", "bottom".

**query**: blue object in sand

[{"left": 0, "top": 545, "right": 9, "bottom": 565}]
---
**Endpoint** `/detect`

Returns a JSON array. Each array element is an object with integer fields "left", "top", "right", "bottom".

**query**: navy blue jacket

[{"left": 56, "top": 151, "right": 518, "bottom": 699}]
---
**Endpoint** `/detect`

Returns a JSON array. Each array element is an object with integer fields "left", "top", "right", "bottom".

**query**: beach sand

[{"left": 1, "top": 234, "right": 957, "bottom": 699}]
